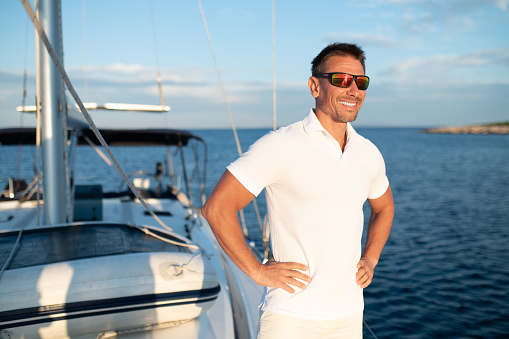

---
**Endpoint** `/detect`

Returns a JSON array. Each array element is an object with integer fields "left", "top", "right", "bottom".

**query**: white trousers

[{"left": 257, "top": 310, "right": 363, "bottom": 339}]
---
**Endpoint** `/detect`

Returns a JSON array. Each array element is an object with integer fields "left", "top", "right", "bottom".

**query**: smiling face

[{"left": 309, "top": 55, "right": 367, "bottom": 124}]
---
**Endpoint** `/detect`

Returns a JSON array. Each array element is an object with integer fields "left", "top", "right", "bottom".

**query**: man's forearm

[
  {"left": 363, "top": 186, "right": 394, "bottom": 265},
  {"left": 203, "top": 206, "right": 263, "bottom": 282},
  {"left": 362, "top": 208, "right": 393, "bottom": 265},
  {"left": 356, "top": 194, "right": 394, "bottom": 288}
]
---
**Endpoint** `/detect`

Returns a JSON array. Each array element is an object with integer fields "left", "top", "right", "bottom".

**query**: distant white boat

[{"left": 0, "top": 1, "right": 263, "bottom": 338}]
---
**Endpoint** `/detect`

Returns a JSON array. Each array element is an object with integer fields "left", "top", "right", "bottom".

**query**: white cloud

[
  {"left": 327, "top": 32, "right": 400, "bottom": 48},
  {"left": 400, "top": 11, "right": 436, "bottom": 34},
  {"left": 65, "top": 63, "right": 276, "bottom": 107},
  {"left": 495, "top": 0, "right": 509, "bottom": 11},
  {"left": 362, "top": 0, "right": 508, "bottom": 36},
  {"left": 67, "top": 64, "right": 214, "bottom": 84},
  {"left": 382, "top": 48, "right": 509, "bottom": 85}
]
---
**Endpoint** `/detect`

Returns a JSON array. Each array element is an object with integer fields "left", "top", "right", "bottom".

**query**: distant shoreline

[{"left": 422, "top": 122, "right": 509, "bottom": 135}]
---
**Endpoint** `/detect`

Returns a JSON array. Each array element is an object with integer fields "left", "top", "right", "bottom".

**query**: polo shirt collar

[
  {"left": 303, "top": 109, "right": 326, "bottom": 134},
  {"left": 303, "top": 109, "right": 359, "bottom": 141}
]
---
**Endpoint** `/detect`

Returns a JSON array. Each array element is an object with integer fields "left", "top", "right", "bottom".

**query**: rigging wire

[
  {"left": 19, "top": 0, "right": 199, "bottom": 249},
  {"left": 56, "top": 0, "right": 73, "bottom": 224},
  {"left": 82, "top": 134, "right": 113, "bottom": 167},
  {"left": 21, "top": 13, "right": 30, "bottom": 123},
  {"left": 17, "top": 10, "right": 31, "bottom": 179},
  {"left": 196, "top": 0, "right": 242, "bottom": 157},
  {"left": 196, "top": 0, "right": 264, "bottom": 239},
  {"left": 148, "top": 0, "right": 168, "bottom": 128},
  {"left": 82, "top": 0, "right": 88, "bottom": 102},
  {"left": 34, "top": 0, "right": 43, "bottom": 226},
  {"left": 272, "top": 0, "right": 277, "bottom": 131},
  {"left": 19, "top": 3, "right": 31, "bottom": 123}
]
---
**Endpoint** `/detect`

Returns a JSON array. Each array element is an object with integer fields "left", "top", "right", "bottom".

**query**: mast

[{"left": 37, "top": 0, "right": 67, "bottom": 224}]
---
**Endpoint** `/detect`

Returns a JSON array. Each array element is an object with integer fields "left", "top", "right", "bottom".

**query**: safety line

[{"left": 364, "top": 319, "right": 378, "bottom": 338}]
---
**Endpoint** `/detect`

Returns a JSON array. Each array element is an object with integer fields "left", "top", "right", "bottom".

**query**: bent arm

[
  {"left": 202, "top": 170, "right": 311, "bottom": 293},
  {"left": 356, "top": 185, "right": 394, "bottom": 288}
]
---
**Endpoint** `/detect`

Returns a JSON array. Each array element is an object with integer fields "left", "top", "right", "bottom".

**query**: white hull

[{"left": 1, "top": 246, "right": 220, "bottom": 337}]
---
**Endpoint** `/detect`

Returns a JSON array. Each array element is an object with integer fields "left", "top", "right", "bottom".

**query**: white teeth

[{"left": 340, "top": 101, "right": 356, "bottom": 107}]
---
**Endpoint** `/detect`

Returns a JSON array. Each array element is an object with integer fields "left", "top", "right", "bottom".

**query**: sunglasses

[{"left": 314, "top": 72, "right": 370, "bottom": 90}]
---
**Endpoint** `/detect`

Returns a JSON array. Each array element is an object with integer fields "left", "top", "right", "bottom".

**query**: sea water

[{"left": 1, "top": 128, "right": 508, "bottom": 338}]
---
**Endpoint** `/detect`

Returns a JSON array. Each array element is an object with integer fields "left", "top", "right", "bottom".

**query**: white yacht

[{"left": 0, "top": 1, "right": 264, "bottom": 338}]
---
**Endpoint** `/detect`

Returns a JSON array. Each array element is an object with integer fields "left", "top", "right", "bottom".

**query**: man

[{"left": 202, "top": 42, "right": 394, "bottom": 338}]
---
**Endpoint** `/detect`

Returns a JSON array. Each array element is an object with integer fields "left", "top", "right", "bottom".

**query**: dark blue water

[{"left": 1, "top": 128, "right": 508, "bottom": 338}]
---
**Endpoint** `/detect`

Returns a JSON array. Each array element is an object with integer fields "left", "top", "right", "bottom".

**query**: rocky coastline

[{"left": 422, "top": 123, "right": 509, "bottom": 135}]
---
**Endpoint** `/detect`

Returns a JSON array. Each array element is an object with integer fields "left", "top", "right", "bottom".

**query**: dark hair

[{"left": 311, "top": 42, "right": 366, "bottom": 75}]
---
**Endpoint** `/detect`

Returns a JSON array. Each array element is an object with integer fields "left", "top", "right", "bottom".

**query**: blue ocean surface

[{"left": 1, "top": 127, "right": 508, "bottom": 338}]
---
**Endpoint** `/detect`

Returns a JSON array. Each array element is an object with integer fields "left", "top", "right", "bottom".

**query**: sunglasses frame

[{"left": 314, "top": 72, "right": 370, "bottom": 90}]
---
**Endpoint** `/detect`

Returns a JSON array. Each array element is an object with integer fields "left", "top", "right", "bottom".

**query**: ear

[{"left": 308, "top": 76, "right": 320, "bottom": 98}]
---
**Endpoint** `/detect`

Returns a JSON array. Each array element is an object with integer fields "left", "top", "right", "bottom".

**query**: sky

[{"left": 0, "top": 0, "right": 508, "bottom": 130}]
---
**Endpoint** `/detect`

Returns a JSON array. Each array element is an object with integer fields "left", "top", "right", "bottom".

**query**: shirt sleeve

[
  {"left": 368, "top": 149, "right": 390, "bottom": 200},
  {"left": 227, "top": 130, "right": 290, "bottom": 197}
]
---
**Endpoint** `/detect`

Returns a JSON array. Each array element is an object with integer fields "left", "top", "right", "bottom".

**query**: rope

[
  {"left": 0, "top": 230, "right": 24, "bottom": 282},
  {"left": 364, "top": 320, "right": 378, "bottom": 338},
  {"left": 135, "top": 225, "right": 199, "bottom": 250},
  {"left": 20, "top": 0, "right": 183, "bottom": 241},
  {"left": 166, "top": 252, "right": 203, "bottom": 276},
  {"left": 0, "top": 203, "right": 38, "bottom": 282}
]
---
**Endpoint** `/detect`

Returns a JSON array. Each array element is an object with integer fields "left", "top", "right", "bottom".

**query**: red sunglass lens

[
  {"left": 356, "top": 77, "right": 369, "bottom": 90},
  {"left": 331, "top": 74, "right": 353, "bottom": 88}
]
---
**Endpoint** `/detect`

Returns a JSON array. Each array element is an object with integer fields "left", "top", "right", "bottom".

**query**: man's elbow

[
  {"left": 202, "top": 198, "right": 224, "bottom": 225},
  {"left": 201, "top": 200, "right": 214, "bottom": 222}
]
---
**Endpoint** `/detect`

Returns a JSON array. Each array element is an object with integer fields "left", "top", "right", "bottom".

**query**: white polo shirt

[{"left": 227, "top": 109, "right": 389, "bottom": 320}]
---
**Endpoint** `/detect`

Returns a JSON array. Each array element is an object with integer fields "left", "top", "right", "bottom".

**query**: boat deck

[{"left": 0, "top": 223, "right": 191, "bottom": 270}]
